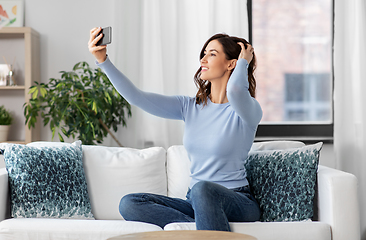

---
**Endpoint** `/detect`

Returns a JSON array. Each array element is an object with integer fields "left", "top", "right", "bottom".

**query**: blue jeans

[{"left": 119, "top": 181, "right": 261, "bottom": 231}]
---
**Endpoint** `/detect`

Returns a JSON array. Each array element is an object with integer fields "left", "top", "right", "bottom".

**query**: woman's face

[{"left": 200, "top": 40, "right": 232, "bottom": 82}]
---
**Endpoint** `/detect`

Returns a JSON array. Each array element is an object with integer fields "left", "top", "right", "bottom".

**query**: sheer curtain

[
  {"left": 109, "top": 0, "right": 248, "bottom": 149},
  {"left": 334, "top": 0, "right": 366, "bottom": 238}
]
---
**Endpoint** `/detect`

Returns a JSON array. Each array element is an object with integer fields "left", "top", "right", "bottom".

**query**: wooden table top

[{"left": 108, "top": 230, "right": 257, "bottom": 240}]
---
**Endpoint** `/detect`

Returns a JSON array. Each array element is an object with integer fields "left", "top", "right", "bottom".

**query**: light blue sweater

[{"left": 97, "top": 57, "right": 262, "bottom": 189}]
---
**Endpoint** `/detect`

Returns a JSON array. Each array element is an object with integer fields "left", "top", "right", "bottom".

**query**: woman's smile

[{"left": 201, "top": 66, "right": 209, "bottom": 72}]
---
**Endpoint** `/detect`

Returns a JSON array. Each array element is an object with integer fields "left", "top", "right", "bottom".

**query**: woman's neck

[{"left": 209, "top": 79, "right": 229, "bottom": 104}]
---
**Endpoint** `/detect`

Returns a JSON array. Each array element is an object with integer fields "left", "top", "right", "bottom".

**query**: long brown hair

[{"left": 194, "top": 33, "right": 257, "bottom": 106}]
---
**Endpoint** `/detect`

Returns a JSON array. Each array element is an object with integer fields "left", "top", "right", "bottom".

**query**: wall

[{"left": 24, "top": 0, "right": 119, "bottom": 144}]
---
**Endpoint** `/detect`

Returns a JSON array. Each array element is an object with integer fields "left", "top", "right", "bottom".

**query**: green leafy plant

[
  {"left": 24, "top": 62, "right": 131, "bottom": 146},
  {"left": 0, "top": 105, "right": 13, "bottom": 125}
]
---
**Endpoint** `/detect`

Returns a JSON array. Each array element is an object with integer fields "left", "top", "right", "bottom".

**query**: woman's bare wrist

[{"left": 97, "top": 55, "right": 107, "bottom": 64}]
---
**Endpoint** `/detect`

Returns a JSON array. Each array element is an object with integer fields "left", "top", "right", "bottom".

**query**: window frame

[{"left": 247, "top": 0, "right": 334, "bottom": 143}]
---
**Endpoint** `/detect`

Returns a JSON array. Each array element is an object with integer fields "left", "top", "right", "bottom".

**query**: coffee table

[{"left": 108, "top": 230, "right": 257, "bottom": 240}]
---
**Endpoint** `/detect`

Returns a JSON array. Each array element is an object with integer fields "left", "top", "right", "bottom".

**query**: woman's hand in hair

[
  {"left": 88, "top": 27, "right": 107, "bottom": 64},
  {"left": 238, "top": 42, "right": 254, "bottom": 64}
]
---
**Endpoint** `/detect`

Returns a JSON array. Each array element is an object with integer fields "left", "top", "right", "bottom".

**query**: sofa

[{"left": 0, "top": 140, "right": 360, "bottom": 240}]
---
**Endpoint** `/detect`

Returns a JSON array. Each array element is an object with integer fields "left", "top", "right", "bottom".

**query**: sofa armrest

[
  {"left": 317, "top": 165, "right": 360, "bottom": 240},
  {"left": 0, "top": 168, "right": 8, "bottom": 221}
]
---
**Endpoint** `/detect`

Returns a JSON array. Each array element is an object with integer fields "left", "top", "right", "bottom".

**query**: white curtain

[
  {"left": 334, "top": 0, "right": 366, "bottom": 238},
  {"left": 109, "top": 0, "right": 248, "bottom": 149}
]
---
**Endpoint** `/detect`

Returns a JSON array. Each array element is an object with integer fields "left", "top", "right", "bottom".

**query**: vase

[{"left": 0, "top": 125, "right": 10, "bottom": 142}]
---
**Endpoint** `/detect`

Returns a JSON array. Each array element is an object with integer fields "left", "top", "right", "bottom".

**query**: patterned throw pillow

[
  {"left": 244, "top": 142, "right": 323, "bottom": 222},
  {"left": 0, "top": 141, "right": 94, "bottom": 219}
]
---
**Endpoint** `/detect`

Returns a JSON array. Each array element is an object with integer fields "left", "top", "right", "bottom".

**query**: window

[
  {"left": 284, "top": 73, "right": 331, "bottom": 121},
  {"left": 248, "top": 0, "right": 334, "bottom": 141}
]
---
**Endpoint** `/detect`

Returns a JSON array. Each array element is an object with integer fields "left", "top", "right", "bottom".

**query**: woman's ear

[{"left": 228, "top": 59, "right": 237, "bottom": 71}]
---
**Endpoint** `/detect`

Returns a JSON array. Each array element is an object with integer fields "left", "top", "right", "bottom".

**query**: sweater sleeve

[
  {"left": 97, "top": 57, "right": 185, "bottom": 120},
  {"left": 226, "top": 58, "right": 263, "bottom": 129}
]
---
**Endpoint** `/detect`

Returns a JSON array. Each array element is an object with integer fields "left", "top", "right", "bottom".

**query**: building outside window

[{"left": 250, "top": 0, "right": 333, "bottom": 140}]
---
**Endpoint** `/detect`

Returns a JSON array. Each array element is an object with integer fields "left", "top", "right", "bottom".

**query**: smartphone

[{"left": 96, "top": 26, "right": 112, "bottom": 46}]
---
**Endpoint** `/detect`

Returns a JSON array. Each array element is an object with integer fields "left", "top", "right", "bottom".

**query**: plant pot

[{"left": 0, "top": 125, "right": 10, "bottom": 142}]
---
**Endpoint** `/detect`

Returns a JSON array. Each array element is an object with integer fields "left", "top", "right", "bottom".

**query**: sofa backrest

[{"left": 166, "top": 141, "right": 306, "bottom": 199}]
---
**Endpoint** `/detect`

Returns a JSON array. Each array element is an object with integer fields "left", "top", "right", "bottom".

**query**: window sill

[{"left": 254, "top": 136, "right": 333, "bottom": 144}]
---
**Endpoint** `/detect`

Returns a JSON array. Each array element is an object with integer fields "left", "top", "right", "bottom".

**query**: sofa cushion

[
  {"left": 166, "top": 145, "right": 191, "bottom": 199},
  {"left": 250, "top": 141, "right": 305, "bottom": 151},
  {"left": 82, "top": 145, "right": 167, "bottom": 220},
  {"left": 1, "top": 141, "right": 93, "bottom": 219},
  {"left": 0, "top": 218, "right": 162, "bottom": 240},
  {"left": 164, "top": 222, "right": 331, "bottom": 240},
  {"left": 245, "top": 142, "right": 323, "bottom": 222}
]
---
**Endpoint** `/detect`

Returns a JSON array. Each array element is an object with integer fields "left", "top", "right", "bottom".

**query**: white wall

[{"left": 24, "top": 0, "right": 121, "bottom": 144}]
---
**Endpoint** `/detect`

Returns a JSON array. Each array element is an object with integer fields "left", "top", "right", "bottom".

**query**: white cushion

[
  {"left": 166, "top": 145, "right": 191, "bottom": 199},
  {"left": 250, "top": 141, "right": 305, "bottom": 151},
  {"left": 164, "top": 222, "right": 331, "bottom": 240},
  {"left": 82, "top": 145, "right": 167, "bottom": 220},
  {"left": 0, "top": 218, "right": 162, "bottom": 240}
]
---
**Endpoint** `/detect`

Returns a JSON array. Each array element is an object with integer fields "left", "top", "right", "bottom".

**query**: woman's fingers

[
  {"left": 89, "top": 27, "right": 105, "bottom": 46},
  {"left": 88, "top": 28, "right": 103, "bottom": 52},
  {"left": 237, "top": 42, "right": 246, "bottom": 59},
  {"left": 88, "top": 27, "right": 108, "bottom": 63},
  {"left": 237, "top": 42, "right": 254, "bottom": 64}
]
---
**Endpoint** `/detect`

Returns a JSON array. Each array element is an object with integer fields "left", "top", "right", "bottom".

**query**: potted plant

[
  {"left": 23, "top": 62, "right": 131, "bottom": 146},
  {"left": 0, "top": 105, "right": 13, "bottom": 142}
]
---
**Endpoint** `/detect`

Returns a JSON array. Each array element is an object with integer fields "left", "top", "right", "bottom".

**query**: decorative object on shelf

[
  {"left": 0, "top": 0, "right": 24, "bottom": 29},
  {"left": 24, "top": 61, "right": 132, "bottom": 146},
  {"left": 0, "top": 64, "right": 6, "bottom": 86},
  {"left": 1, "top": 56, "right": 16, "bottom": 85},
  {"left": 0, "top": 105, "right": 13, "bottom": 142}
]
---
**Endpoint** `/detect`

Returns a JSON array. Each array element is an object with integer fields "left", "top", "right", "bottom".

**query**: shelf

[
  {"left": 0, "top": 86, "right": 25, "bottom": 90},
  {"left": 0, "top": 27, "right": 40, "bottom": 144},
  {"left": 0, "top": 27, "right": 40, "bottom": 37}
]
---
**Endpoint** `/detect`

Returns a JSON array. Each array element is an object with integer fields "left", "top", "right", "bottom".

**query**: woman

[{"left": 88, "top": 27, "right": 262, "bottom": 231}]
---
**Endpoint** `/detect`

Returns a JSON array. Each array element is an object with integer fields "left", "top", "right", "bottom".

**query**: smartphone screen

[{"left": 96, "top": 26, "right": 112, "bottom": 46}]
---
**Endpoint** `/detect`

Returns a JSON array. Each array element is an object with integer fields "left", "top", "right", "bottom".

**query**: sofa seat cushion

[
  {"left": 164, "top": 222, "right": 331, "bottom": 240},
  {"left": 0, "top": 218, "right": 162, "bottom": 240}
]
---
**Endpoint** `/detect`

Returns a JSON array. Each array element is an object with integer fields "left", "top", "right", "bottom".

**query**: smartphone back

[{"left": 96, "top": 27, "right": 112, "bottom": 46}]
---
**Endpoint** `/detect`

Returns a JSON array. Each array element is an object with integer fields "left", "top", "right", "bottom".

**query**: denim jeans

[{"left": 119, "top": 181, "right": 261, "bottom": 231}]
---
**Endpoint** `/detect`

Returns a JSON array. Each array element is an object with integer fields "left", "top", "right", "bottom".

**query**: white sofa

[{"left": 0, "top": 141, "right": 360, "bottom": 240}]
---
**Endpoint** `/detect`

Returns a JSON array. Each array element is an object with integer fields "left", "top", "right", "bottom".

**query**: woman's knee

[
  {"left": 190, "top": 181, "right": 218, "bottom": 201},
  {"left": 119, "top": 193, "right": 142, "bottom": 218}
]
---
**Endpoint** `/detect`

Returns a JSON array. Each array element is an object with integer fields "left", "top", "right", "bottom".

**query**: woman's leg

[
  {"left": 188, "top": 181, "right": 260, "bottom": 231},
  {"left": 119, "top": 193, "right": 195, "bottom": 228}
]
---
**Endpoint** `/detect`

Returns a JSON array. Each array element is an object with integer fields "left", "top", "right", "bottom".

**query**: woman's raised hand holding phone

[{"left": 88, "top": 27, "right": 107, "bottom": 64}]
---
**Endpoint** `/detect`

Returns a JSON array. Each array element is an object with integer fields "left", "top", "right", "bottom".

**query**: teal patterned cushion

[
  {"left": 1, "top": 141, "right": 94, "bottom": 219},
  {"left": 244, "top": 142, "right": 322, "bottom": 222}
]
